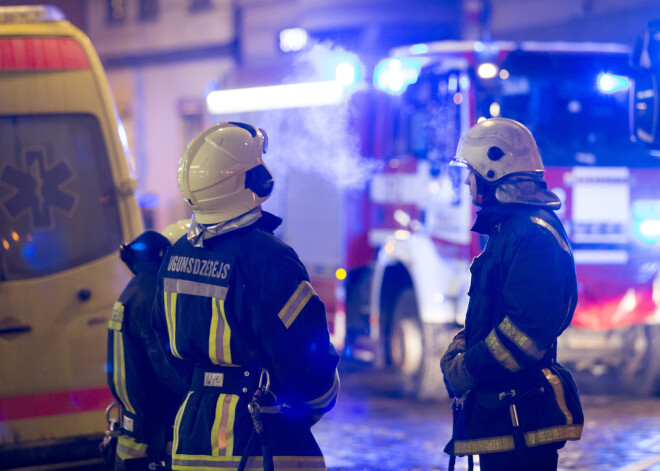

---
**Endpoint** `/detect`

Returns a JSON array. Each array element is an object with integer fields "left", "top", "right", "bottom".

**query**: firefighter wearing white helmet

[
  {"left": 153, "top": 122, "right": 339, "bottom": 471},
  {"left": 451, "top": 117, "right": 560, "bottom": 207},
  {"left": 442, "top": 118, "right": 582, "bottom": 471},
  {"left": 178, "top": 121, "right": 273, "bottom": 226},
  {"left": 105, "top": 227, "right": 189, "bottom": 471},
  {"left": 161, "top": 219, "right": 190, "bottom": 245}
]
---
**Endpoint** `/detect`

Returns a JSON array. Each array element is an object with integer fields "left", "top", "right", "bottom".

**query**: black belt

[{"left": 191, "top": 365, "right": 266, "bottom": 398}]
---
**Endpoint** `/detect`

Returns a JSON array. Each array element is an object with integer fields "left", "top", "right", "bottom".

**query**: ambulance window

[{"left": 0, "top": 114, "right": 123, "bottom": 281}]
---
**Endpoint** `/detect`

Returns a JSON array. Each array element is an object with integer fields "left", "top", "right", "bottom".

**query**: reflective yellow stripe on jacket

[
  {"left": 164, "top": 278, "right": 232, "bottom": 364},
  {"left": 108, "top": 301, "right": 135, "bottom": 414},
  {"left": 172, "top": 455, "right": 327, "bottom": 470},
  {"left": 278, "top": 281, "right": 316, "bottom": 329},
  {"left": 117, "top": 435, "right": 148, "bottom": 460},
  {"left": 453, "top": 424, "right": 583, "bottom": 455},
  {"left": 485, "top": 316, "right": 550, "bottom": 372},
  {"left": 210, "top": 394, "right": 239, "bottom": 457},
  {"left": 497, "top": 316, "right": 546, "bottom": 360},
  {"left": 484, "top": 330, "right": 521, "bottom": 373},
  {"left": 304, "top": 370, "right": 340, "bottom": 411}
]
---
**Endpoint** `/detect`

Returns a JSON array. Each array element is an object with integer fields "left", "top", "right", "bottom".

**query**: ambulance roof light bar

[{"left": 0, "top": 5, "right": 65, "bottom": 24}]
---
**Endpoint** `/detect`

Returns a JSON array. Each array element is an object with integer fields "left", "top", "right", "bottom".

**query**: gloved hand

[
  {"left": 441, "top": 351, "right": 476, "bottom": 398},
  {"left": 441, "top": 330, "right": 467, "bottom": 398},
  {"left": 442, "top": 330, "right": 466, "bottom": 363}
]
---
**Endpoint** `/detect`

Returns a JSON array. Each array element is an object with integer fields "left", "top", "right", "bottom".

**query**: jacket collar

[{"left": 187, "top": 207, "right": 283, "bottom": 247}]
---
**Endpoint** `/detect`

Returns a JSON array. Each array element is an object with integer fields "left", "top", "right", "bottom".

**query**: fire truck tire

[
  {"left": 389, "top": 289, "right": 450, "bottom": 401},
  {"left": 620, "top": 324, "right": 660, "bottom": 396}
]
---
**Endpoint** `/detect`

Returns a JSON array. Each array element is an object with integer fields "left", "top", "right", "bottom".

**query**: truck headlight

[{"left": 632, "top": 200, "right": 660, "bottom": 244}]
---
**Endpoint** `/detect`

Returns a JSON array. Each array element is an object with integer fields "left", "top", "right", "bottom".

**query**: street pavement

[{"left": 314, "top": 361, "right": 660, "bottom": 470}]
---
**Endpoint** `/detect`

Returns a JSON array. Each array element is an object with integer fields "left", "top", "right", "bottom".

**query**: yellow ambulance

[{"left": 0, "top": 5, "right": 143, "bottom": 467}]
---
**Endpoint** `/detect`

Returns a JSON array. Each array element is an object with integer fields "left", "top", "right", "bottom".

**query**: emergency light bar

[
  {"left": 0, "top": 38, "right": 89, "bottom": 70},
  {"left": 373, "top": 58, "right": 424, "bottom": 94},
  {"left": 206, "top": 81, "right": 345, "bottom": 114}
]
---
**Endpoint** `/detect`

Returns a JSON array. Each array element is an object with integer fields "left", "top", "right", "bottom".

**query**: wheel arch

[{"left": 370, "top": 233, "right": 468, "bottom": 331}]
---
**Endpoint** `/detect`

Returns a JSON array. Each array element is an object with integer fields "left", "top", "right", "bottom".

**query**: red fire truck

[{"left": 210, "top": 38, "right": 660, "bottom": 399}]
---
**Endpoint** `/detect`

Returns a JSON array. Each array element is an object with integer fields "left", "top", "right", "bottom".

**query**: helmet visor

[
  {"left": 449, "top": 158, "right": 472, "bottom": 170},
  {"left": 258, "top": 127, "right": 269, "bottom": 154}
]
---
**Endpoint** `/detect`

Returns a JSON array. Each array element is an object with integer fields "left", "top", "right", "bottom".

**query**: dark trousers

[{"left": 479, "top": 446, "right": 559, "bottom": 471}]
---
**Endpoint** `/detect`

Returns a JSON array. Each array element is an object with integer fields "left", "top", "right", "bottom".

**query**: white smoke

[{"left": 250, "top": 42, "right": 381, "bottom": 189}]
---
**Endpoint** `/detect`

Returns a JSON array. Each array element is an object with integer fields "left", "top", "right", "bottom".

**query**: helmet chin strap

[{"left": 474, "top": 173, "right": 497, "bottom": 206}]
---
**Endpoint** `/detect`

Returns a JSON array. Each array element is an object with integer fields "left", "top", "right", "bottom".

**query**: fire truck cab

[
  {"left": 349, "top": 39, "right": 660, "bottom": 399},
  {"left": 0, "top": 6, "right": 142, "bottom": 467}
]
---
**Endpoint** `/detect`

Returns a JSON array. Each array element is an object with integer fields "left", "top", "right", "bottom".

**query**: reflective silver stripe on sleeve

[
  {"left": 530, "top": 217, "right": 571, "bottom": 255},
  {"left": 164, "top": 278, "right": 228, "bottom": 300},
  {"left": 497, "top": 316, "right": 546, "bottom": 360},
  {"left": 304, "top": 370, "right": 340, "bottom": 410},
  {"left": 485, "top": 329, "right": 522, "bottom": 372}
]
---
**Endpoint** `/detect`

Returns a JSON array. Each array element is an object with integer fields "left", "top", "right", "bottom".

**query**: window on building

[
  {"left": 139, "top": 0, "right": 159, "bottom": 22},
  {"left": 106, "top": 0, "right": 126, "bottom": 24},
  {"left": 189, "top": 0, "right": 212, "bottom": 13}
]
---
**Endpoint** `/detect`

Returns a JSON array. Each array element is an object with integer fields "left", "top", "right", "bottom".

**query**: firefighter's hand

[
  {"left": 441, "top": 351, "right": 476, "bottom": 398},
  {"left": 440, "top": 330, "right": 466, "bottom": 398},
  {"left": 442, "top": 330, "right": 466, "bottom": 362}
]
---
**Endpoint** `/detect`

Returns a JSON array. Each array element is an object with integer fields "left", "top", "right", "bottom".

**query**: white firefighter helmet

[
  {"left": 452, "top": 118, "right": 544, "bottom": 182},
  {"left": 177, "top": 122, "right": 273, "bottom": 224},
  {"left": 161, "top": 219, "right": 190, "bottom": 244}
]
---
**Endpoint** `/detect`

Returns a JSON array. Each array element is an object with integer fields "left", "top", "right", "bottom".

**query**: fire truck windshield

[{"left": 486, "top": 50, "right": 659, "bottom": 168}]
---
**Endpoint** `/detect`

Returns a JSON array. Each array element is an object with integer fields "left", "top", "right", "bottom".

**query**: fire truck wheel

[
  {"left": 620, "top": 324, "right": 660, "bottom": 396},
  {"left": 389, "top": 289, "right": 449, "bottom": 401}
]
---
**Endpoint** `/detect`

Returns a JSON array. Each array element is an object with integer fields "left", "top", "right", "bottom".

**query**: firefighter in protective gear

[
  {"left": 107, "top": 228, "right": 188, "bottom": 471},
  {"left": 152, "top": 122, "right": 340, "bottom": 471},
  {"left": 442, "top": 118, "right": 583, "bottom": 471}
]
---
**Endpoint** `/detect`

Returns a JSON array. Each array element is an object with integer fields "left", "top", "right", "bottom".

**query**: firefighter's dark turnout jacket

[
  {"left": 152, "top": 212, "right": 340, "bottom": 471},
  {"left": 445, "top": 204, "right": 583, "bottom": 457},
  {"left": 107, "top": 264, "right": 185, "bottom": 465}
]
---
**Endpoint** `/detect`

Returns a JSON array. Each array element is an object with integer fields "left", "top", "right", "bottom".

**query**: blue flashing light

[
  {"left": 597, "top": 73, "right": 630, "bottom": 94},
  {"left": 373, "top": 58, "right": 423, "bottom": 95},
  {"left": 319, "top": 50, "right": 364, "bottom": 91},
  {"left": 632, "top": 200, "right": 660, "bottom": 244},
  {"left": 335, "top": 59, "right": 363, "bottom": 89},
  {"left": 21, "top": 232, "right": 64, "bottom": 269},
  {"left": 132, "top": 242, "right": 147, "bottom": 251},
  {"left": 138, "top": 192, "right": 160, "bottom": 208}
]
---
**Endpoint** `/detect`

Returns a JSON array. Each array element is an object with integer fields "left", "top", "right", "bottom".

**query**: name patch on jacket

[{"left": 166, "top": 255, "right": 230, "bottom": 280}]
